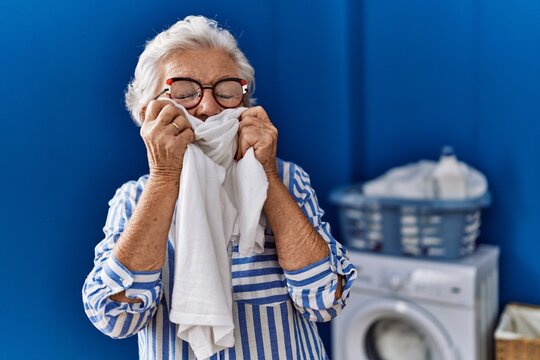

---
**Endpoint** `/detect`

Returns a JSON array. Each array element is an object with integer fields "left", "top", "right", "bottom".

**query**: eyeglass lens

[{"left": 169, "top": 80, "right": 244, "bottom": 109}]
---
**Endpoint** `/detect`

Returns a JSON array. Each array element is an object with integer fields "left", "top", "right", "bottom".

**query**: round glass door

[
  {"left": 364, "top": 317, "right": 432, "bottom": 360},
  {"left": 343, "top": 298, "right": 459, "bottom": 360}
]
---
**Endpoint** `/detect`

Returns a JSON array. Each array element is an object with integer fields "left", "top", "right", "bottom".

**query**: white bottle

[{"left": 432, "top": 146, "right": 467, "bottom": 199}]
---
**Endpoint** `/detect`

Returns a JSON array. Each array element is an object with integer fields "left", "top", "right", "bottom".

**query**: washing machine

[{"left": 333, "top": 245, "right": 499, "bottom": 360}]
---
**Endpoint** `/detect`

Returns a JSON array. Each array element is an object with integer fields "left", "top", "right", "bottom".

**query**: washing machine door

[{"left": 340, "top": 297, "right": 460, "bottom": 360}]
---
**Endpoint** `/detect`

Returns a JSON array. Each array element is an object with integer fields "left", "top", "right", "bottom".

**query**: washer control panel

[
  {"left": 403, "top": 268, "right": 473, "bottom": 306},
  {"left": 353, "top": 258, "right": 476, "bottom": 306}
]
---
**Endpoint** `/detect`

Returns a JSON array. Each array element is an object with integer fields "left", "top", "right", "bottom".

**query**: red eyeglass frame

[{"left": 154, "top": 77, "right": 248, "bottom": 109}]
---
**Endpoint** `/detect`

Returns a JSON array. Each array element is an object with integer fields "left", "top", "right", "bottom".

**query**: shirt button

[{"left": 122, "top": 279, "right": 131, "bottom": 287}]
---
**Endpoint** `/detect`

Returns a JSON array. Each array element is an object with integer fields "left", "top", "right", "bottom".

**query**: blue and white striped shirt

[{"left": 82, "top": 158, "right": 357, "bottom": 359}]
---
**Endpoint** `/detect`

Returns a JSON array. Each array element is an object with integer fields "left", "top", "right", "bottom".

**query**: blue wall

[
  {"left": 352, "top": 0, "right": 540, "bottom": 308},
  {"left": 2, "top": 0, "right": 539, "bottom": 359}
]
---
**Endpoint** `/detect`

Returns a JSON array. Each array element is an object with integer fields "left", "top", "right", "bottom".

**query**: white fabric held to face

[{"left": 166, "top": 101, "right": 269, "bottom": 359}]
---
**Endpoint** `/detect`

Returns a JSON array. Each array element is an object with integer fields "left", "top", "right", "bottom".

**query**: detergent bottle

[{"left": 432, "top": 146, "right": 467, "bottom": 199}]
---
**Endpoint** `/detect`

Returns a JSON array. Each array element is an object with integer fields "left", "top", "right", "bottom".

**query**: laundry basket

[
  {"left": 329, "top": 184, "right": 491, "bottom": 259},
  {"left": 495, "top": 303, "right": 540, "bottom": 360}
]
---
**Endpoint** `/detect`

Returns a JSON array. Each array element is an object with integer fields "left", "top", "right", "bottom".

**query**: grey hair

[{"left": 125, "top": 15, "right": 256, "bottom": 126}]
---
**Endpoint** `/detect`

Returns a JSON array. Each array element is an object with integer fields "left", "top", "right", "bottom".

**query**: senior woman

[{"left": 83, "top": 15, "right": 356, "bottom": 360}]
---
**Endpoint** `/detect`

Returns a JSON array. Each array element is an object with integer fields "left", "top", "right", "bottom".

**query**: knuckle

[
  {"left": 145, "top": 100, "right": 158, "bottom": 116},
  {"left": 179, "top": 129, "right": 193, "bottom": 143},
  {"left": 169, "top": 103, "right": 182, "bottom": 114},
  {"left": 141, "top": 125, "right": 152, "bottom": 138},
  {"left": 164, "top": 143, "right": 175, "bottom": 153},
  {"left": 156, "top": 104, "right": 175, "bottom": 119},
  {"left": 177, "top": 115, "right": 189, "bottom": 127},
  {"left": 159, "top": 104, "right": 173, "bottom": 117}
]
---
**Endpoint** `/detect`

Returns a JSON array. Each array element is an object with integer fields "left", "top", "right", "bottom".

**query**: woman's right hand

[{"left": 140, "top": 100, "right": 195, "bottom": 180}]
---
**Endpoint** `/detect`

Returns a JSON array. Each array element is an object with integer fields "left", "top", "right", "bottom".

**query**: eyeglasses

[{"left": 154, "top": 77, "right": 248, "bottom": 109}]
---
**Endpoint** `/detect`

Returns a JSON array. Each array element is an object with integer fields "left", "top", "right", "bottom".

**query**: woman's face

[{"left": 160, "top": 48, "right": 242, "bottom": 120}]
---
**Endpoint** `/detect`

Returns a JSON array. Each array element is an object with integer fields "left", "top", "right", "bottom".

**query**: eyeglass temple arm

[{"left": 153, "top": 88, "right": 169, "bottom": 101}]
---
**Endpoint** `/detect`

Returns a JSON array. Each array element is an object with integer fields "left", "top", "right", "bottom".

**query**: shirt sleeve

[
  {"left": 82, "top": 179, "right": 163, "bottom": 339},
  {"left": 282, "top": 163, "right": 357, "bottom": 322}
]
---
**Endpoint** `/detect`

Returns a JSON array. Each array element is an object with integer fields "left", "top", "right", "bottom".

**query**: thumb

[{"left": 236, "top": 137, "right": 251, "bottom": 161}]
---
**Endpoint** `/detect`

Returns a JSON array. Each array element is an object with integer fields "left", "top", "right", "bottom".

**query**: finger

[
  {"left": 178, "top": 128, "right": 195, "bottom": 144},
  {"left": 167, "top": 129, "right": 194, "bottom": 152},
  {"left": 238, "top": 116, "right": 259, "bottom": 131},
  {"left": 236, "top": 136, "right": 249, "bottom": 160},
  {"left": 239, "top": 119, "right": 272, "bottom": 144},
  {"left": 236, "top": 118, "right": 256, "bottom": 160},
  {"left": 235, "top": 128, "right": 252, "bottom": 160},
  {"left": 236, "top": 119, "right": 266, "bottom": 160},
  {"left": 145, "top": 100, "right": 171, "bottom": 122},
  {"left": 240, "top": 105, "right": 266, "bottom": 119},
  {"left": 236, "top": 126, "right": 250, "bottom": 160},
  {"left": 175, "top": 114, "right": 191, "bottom": 130},
  {"left": 238, "top": 132, "right": 259, "bottom": 159},
  {"left": 156, "top": 104, "right": 183, "bottom": 126},
  {"left": 241, "top": 109, "right": 275, "bottom": 132},
  {"left": 235, "top": 136, "right": 242, "bottom": 160},
  {"left": 164, "top": 121, "right": 181, "bottom": 136},
  {"left": 165, "top": 115, "right": 191, "bottom": 136}
]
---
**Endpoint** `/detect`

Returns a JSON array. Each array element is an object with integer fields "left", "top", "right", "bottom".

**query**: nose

[{"left": 191, "top": 89, "right": 222, "bottom": 121}]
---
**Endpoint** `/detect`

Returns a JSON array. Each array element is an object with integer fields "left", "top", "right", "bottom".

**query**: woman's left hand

[{"left": 236, "top": 106, "right": 278, "bottom": 177}]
